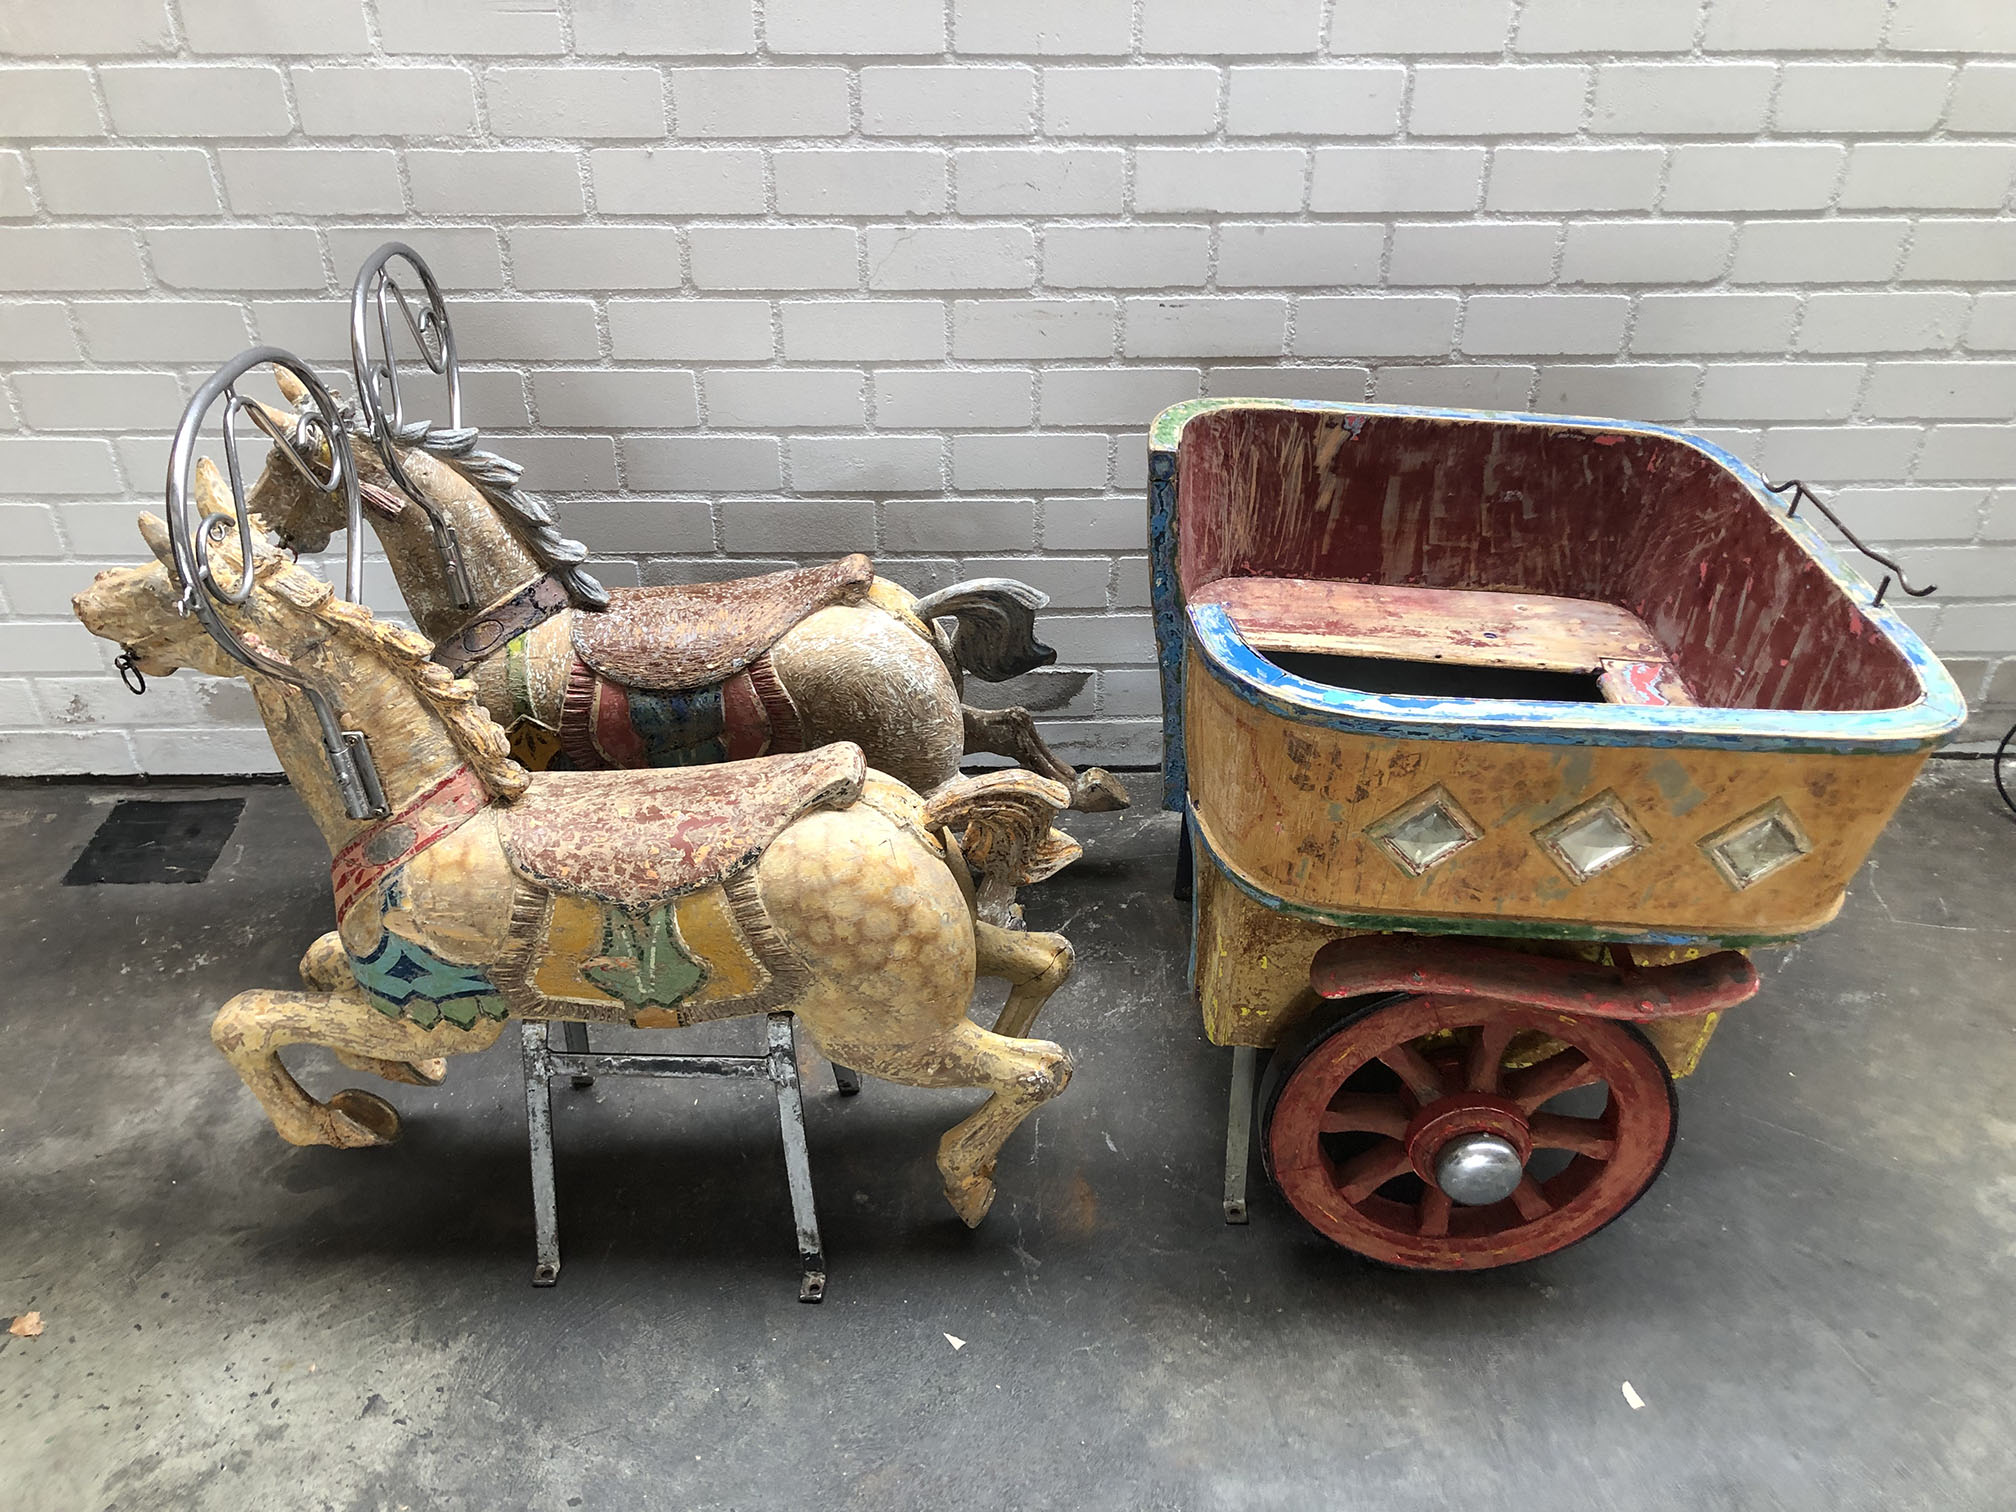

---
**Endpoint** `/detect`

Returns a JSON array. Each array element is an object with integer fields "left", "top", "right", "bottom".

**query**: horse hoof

[
  {"left": 942, "top": 1172, "right": 997, "bottom": 1228},
  {"left": 325, "top": 1089, "right": 402, "bottom": 1147},
  {"left": 1070, "top": 767, "right": 1131, "bottom": 813}
]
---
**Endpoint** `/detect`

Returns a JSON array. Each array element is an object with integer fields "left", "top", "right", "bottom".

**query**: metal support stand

[
  {"left": 519, "top": 1014, "right": 829, "bottom": 1300},
  {"left": 1223, "top": 1045, "right": 1256, "bottom": 1224}
]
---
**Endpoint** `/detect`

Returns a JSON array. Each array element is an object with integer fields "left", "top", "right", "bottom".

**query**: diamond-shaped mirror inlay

[
  {"left": 1366, "top": 785, "right": 1482, "bottom": 876},
  {"left": 1701, "top": 799, "right": 1811, "bottom": 890},
  {"left": 1533, "top": 791, "right": 1648, "bottom": 883}
]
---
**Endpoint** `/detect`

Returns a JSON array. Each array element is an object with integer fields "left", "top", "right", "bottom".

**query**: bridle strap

[
  {"left": 329, "top": 765, "right": 489, "bottom": 921},
  {"left": 429, "top": 573, "right": 572, "bottom": 678}
]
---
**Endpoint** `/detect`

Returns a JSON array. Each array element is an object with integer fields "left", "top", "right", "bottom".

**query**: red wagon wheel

[{"left": 1261, "top": 993, "right": 1676, "bottom": 1271}]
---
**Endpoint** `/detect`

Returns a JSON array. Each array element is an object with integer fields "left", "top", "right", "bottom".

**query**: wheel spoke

[
  {"left": 1417, "top": 1187, "right": 1452, "bottom": 1238},
  {"left": 1463, "top": 1019, "right": 1517, "bottom": 1095},
  {"left": 1528, "top": 1111, "right": 1616, "bottom": 1159},
  {"left": 1320, "top": 1093, "right": 1411, "bottom": 1138},
  {"left": 1377, "top": 1042, "right": 1448, "bottom": 1105},
  {"left": 1509, "top": 1176, "right": 1552, "bottom": 1221},
  {"left": 1504, "top": 1048, "right": 1601, "bottom": 1111},
  {"left": 1334, "top": 1141, "right": 1412, "bottom": 1203}
]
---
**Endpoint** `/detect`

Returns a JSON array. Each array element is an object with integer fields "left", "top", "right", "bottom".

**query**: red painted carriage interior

[{"left": 1175, "top": 407, "right": 1920, "bottom": 714}]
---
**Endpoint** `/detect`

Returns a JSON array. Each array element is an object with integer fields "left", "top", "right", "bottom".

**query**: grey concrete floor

[{"left": 2, "top": 763, "right": 2014, "bottom": 1511}]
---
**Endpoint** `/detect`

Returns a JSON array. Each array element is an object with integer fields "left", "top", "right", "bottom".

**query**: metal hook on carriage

[
  {"left": 1764, "top": 478, "right": 1937, "bottom": 609},
  {"left": 349, "top": 241, "right": 479, "bottom": 612},
  {"left": 114, "top": 649, "right": 147, "bottom": 695},
  {"left": 167, "top": 347, "right": 390, "bottom": 822}
]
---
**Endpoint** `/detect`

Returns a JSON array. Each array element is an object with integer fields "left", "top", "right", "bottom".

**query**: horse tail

[
  {"left": 910, "top": 579, "right": 1058, "bottom": 684},
  {"left": 923, "top": 769, "right": 1081, "bottom": 910}
]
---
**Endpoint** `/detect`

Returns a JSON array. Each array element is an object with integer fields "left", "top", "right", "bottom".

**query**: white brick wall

[{"left": 2, "top": 1, "right": 2015, "bottom": 775}]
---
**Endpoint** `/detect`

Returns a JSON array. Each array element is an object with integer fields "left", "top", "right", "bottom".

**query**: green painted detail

[
  {"left": 505, "top": 633, "right": 534, "bottom": 724},
  {"left": 584, "top": 904, "right": 707, "bottom": 1007},
  {"left": 347, "top": 927, "right": 511, "bottom": 1030}
]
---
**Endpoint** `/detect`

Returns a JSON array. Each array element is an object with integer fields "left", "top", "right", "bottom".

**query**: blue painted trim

[
  {"left": 1190, "top": 814, "right": 1807, "bottom": 950},
  {"left": 1147, "top": 399, "right": 1966, "bottom": 759},
  {"left": 1194, "top": 603, "right": 1956, "bottom": 754},
  {"left": 1147, "top": 450, "right": 1186, "bottom": 810}
]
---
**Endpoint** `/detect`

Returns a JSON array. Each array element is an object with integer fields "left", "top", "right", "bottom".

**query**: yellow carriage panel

[{"left": 1186, "top": 646, "right": 1928, "bottom": 946}]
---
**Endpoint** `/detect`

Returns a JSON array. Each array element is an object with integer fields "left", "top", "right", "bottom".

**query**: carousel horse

[
  {"left": 73, "top": 463, "right": 1081, "bottom": 1226},
  {"left": 250, "top": 370, "right": 1130, "bottom": 816}
]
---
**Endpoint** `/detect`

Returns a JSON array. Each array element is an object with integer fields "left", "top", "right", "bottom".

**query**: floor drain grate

[{"left": 63, "top": 798, "right": 246, "bottom": 886}]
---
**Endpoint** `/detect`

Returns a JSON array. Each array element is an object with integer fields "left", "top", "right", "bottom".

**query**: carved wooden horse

[
  {"left": 75, "top": 464, "right": 1082, "bottom": 1226},
  {"left": 251, "top": 372, "right": 1130, "bottom": 815}
]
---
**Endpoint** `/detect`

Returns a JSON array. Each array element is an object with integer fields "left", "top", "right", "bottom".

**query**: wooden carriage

[{"left": 1149, "top": 398, "right": 1964, "bottom": 1270}]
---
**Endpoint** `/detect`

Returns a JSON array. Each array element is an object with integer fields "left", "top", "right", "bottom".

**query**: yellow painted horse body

[{"left": 74, "top": 466, "right": 1082, "bottom": 1227}]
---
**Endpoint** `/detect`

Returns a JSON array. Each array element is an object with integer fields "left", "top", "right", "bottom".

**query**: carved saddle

[
  {"left": 501, "top": 742, "right": 867, "bottom": 907},
  {"left": 572, "top": 554, "right": 875, "bottom": 693}
]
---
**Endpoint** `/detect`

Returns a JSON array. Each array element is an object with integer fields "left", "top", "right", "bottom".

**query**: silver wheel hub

[{"left": 1434, "top": 1133, "right": 1525, "bottom": 1206}]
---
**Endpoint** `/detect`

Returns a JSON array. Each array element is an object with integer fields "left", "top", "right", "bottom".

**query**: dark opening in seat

[{"left": 1259, "top": 650, "right": 1608, "bottom": 704}]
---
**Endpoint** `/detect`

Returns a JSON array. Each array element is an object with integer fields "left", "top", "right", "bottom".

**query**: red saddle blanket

[
  {"left": 501, "top": 743, "right": 867, "bottom": 907},
  {"left": 571, "top": 555, "right": 875, "bottom": 692}
]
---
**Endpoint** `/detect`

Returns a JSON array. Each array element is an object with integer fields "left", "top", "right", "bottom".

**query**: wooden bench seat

[{"left": 1192, "top": 575, "right": 1695, "bottom": 708}]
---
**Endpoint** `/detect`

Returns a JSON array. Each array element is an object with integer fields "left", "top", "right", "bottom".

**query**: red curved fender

[{"left": 1308, "top": 936, "right": 1759, "bottom": 1022}]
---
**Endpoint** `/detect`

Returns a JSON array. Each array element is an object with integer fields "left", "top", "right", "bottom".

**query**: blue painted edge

[
  {"left": 1148, "top": 450, "right": 1186, "bottom": 810},
  {"left": 1194, "top": 603, "right": 1951, "bottom": 754},
  {"left": 1146, "top": 398, "right": 1966, "bottom": 760},
  {"left": 1190, "top": 811, "right": 1808, "bottom": 950}
]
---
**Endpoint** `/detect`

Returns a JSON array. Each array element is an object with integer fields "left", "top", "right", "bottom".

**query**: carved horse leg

[
  {"left": 976, "top": 921, "right": 1075, "bottom": 1039},
  {"left": 804, "top": 1013, "right": 1070, "bottom": 1228},
  {"left": 211, "top": 983, "right": 504, "bottom": 1148},
  {"left": 961, "top": 705, "right": 1131, "bottom": 814},
  {"left": 298, "top": 931, "right": 450, "bottom": 1087},
  {"left": 759, "top": 809, "right": 1073, "bottom": 1227}
]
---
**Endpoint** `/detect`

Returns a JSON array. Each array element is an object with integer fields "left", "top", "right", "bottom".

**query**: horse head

[{"left": 73, "top": 462, "right": 282, "bottom": 683}]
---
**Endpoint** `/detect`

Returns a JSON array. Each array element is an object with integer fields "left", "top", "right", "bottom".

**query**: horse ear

[
  {"left": 193, "top": 455, "right": 237, "bottom": 520},
  {"left": 137, "top": 512, "right": 176, "bottom": 570},
  {"left": 247, "top": 396, "right": 297, "bottom": 431},
  {"left": 271, "top": 364, "right": 308, "bottom": 405}
]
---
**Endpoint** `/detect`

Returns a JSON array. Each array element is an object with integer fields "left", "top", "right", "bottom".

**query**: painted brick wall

[{"left": 2, "top": 0, "right": 2014, "bottom": 775}]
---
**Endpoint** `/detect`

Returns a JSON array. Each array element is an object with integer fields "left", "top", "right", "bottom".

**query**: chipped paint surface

[
  {"left": 1148, "top": 399, "right": 1965, "bottom": 781},
  {"left": 1186, "top": 656, "right": 1926, "bottom": 944}
]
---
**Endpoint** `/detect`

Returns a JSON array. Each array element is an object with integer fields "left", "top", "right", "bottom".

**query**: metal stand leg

[
  {"left": 1223, "top": 1045, "right": 1256, "bottom": 1225},
  {"left": 522, "top": 1014, "right": 835, "bottom": 1297},
  {"left": 767, "top": 1014, "right": 827, "bottom": 1302},
  {"left": 521, "top": 1021, "right": 562, "bottom": 1285},
  {"left": 1173, "top": 817, "right": 1194, "bottom": 902},
  {"left": 561, "top": 1020, "right": 594, "bottom": 1089},
  {"left": 831, "top": 1062, "right": 862, "bottom": 1097}
]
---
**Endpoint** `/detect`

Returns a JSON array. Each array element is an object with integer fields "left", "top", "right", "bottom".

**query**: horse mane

[
  {"left": 378, "top": 416, "right": 611, "bottom": 612},
  {"left": 257, "top": 546, "right": 531, "bottom": 803},
  {"left": 264, "top": 384, "right": 610, "bottom": 614}
]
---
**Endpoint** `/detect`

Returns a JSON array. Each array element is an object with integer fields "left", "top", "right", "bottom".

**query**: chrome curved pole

[
  {"left": 167, "top": 348, "right": 388, "bottom": 820},
  {"left": 349, "top": 240, "right": 477, "bottom": 609}
]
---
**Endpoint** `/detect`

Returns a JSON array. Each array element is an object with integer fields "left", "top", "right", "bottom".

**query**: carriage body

[
  {"left": 1152, "top": 399, "right": 1962, "bottom": 1054},
  {"left": 1150, "top": 399, "right": 1964, "bottom": 1268}
]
